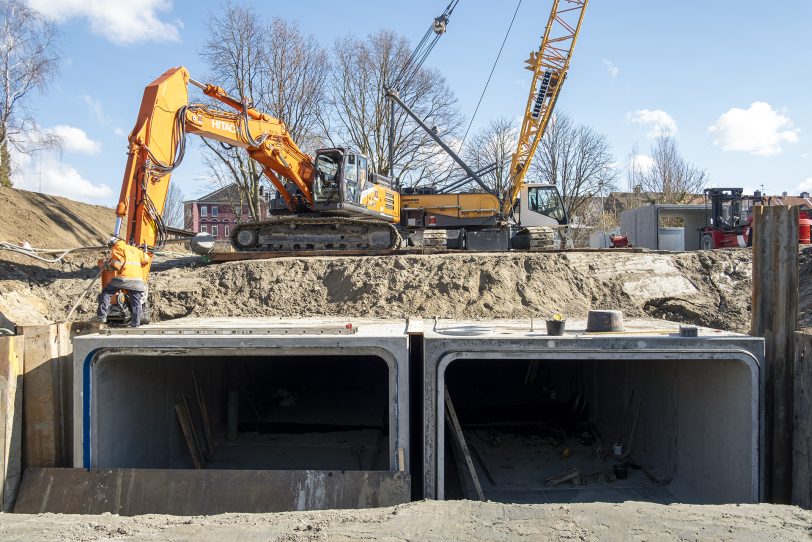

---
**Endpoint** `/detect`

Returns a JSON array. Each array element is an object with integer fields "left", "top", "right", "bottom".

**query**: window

[
  {"left": 200, "top": 224, "right": 207, "bottom": 233},
  {"left": 200, "top": 205, "right": 207, "bottom": 217},
  {"left": 527, "top": 186, "right": 566, "bottom": 223},
  {"left": 344, "top": 154, "right": 359, "bottom": 203},
  {"left": 225, "top": 226, "right": 230, "bottom": 237},
  {"left": 211, "top": 206, "right": 218, "bottom": 218},
  {"left": 211, "top": 225, "right": 219, "bottom": 237}
]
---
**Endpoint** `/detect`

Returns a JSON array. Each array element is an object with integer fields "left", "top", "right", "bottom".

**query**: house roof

[{"left": 184, "top": 183, "right": 242, "bottom": 204}]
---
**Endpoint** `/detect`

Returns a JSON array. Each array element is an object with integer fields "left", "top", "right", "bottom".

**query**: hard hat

[{"left": 107, "top": 236, "right": 118, "bottom": 247}]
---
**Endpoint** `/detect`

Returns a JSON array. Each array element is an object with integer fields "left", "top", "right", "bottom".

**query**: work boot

[{"left": 89, "top": 315, "right": 107, "bottom": 324}]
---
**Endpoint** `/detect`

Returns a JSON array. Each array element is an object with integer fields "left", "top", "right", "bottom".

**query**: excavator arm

[
  {"left": 115, "top": 66, "right": 316, "bottom": 251},
  {"left": 502, "top": 0, "right": 588, "bottom": 217}
]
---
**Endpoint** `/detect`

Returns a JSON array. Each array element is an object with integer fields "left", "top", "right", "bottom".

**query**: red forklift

[{"left": 700, "top": 188, "right": 761, "bottom": 249}]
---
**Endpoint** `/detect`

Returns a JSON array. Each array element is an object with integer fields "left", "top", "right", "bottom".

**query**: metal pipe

[
  {"left": 385, "top": 89, "right": 494, "bottom": 196},
  {"left": 438, "top": 163, "right": 498, "bottom": 194},
  {"left": 188, "top": 77, "right": 206, "bottom": 91}
]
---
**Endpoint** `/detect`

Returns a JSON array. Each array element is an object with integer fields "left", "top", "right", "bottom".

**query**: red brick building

[{"left": 183, "top": 184, "right": 268, "bottom": 241}]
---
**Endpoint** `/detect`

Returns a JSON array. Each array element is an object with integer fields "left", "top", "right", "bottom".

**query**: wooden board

[
  {"left": 444, "top": 386, "right": 484, "bottom": 501},
  {"left": 794, "top": 331, "right": 812, "bottom": 508},
  {"left": 0, "top": 335, "right": 23, "bottom": 512},
  {"left": 751, "top": 205, "right": 799, "bottom": 504}
]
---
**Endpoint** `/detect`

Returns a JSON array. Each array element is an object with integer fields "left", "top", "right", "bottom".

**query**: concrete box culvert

[
  {"left": 64, "top": 318, "right": 410, "bottom": 514},
  {"left": 422, "top": 319, "right": 764, "bottom": 504}
]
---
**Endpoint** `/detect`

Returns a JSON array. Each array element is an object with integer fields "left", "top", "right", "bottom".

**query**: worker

[{"left": 92, "top": 237, "right": 152, "bottom": 326}]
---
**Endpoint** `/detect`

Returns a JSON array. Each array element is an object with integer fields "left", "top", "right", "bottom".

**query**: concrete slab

[{"left": 14, "top": 467, "right": 410, "bottom": 515}]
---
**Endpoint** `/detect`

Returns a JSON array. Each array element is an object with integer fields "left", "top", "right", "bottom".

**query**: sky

[{"left": 11, "top": 0, "right": 812, "bottom": 210}]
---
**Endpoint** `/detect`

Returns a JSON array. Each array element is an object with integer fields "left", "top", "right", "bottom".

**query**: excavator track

[{"left": 231, "top": 216, "right": 402, "bottom": 252}]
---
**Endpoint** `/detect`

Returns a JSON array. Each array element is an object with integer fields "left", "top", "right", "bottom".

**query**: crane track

[{"left": 231, "top": 216, "right": 402, "bottom": 252}]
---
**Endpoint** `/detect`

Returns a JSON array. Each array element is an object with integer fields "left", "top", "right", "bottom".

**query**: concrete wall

[{"left": 620, "top": 206, "right": 706, "bottom": 250}]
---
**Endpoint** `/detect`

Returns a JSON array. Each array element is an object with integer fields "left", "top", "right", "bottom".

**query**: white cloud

[
  {"left": 626, "top": 109, "right": 678, "bottom": 138},
  {"left": 44, "top": 125, "right": 101, "bottom": 154},
  {"left": 26, "top": 0, "right": 182, "bottom": 45},
  {"left": 708, "top": 101, "right": 799, "bottom": 157},
  {"left": 82, "top": 94, "right": 108, "bottom": 125},
  {"left": 628, "top": 153, "right": 654, "bottom": 173},
  {"left": 114, "top": 127, "right": 126, "bottom": 137},
  {"left": 10, "top": 151, "right": 113, "bottom": 203},
  {"left": 798, "top": 178, "right": 812, "bottom": 193},
  {"left": 601, "top": 58, "right": 619, "bottom": 78}
]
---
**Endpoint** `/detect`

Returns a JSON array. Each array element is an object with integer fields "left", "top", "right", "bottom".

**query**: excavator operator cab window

[
  {"left": 344, "top": 154, "right": 361, "bottom": 203},
  {"left": 527, "top": 186, "right": 567, "bottom": 224}
]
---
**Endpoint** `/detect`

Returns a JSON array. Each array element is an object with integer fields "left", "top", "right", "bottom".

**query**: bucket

[{"left": 546, "top": 319, "right": 565, "bottom": 336}]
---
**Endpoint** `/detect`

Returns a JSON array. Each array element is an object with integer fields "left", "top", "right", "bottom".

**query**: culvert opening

[
  {"left": 93, "top": 354, "right": 391, "bottom": 471},
  {"left": 441, "top": 356, "right": 756, "bottom": 504}
]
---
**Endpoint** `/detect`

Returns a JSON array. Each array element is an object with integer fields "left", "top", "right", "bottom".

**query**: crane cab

[{"left": 515, "top": 183, "right": 568, "bottom": 227}]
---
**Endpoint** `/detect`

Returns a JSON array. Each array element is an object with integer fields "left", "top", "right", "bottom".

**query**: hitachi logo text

[{"left": 211, "top": 119, "right": 237, "bottom": 133}]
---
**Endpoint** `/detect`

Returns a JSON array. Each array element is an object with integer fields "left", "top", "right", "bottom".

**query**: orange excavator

[{"left": 104, "top": 66, "right": 402, "bottom": 324}]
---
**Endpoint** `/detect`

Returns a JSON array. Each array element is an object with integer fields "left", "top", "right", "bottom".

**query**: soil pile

[
  {"left": 1, "top": 248, "right": 753, "bottom": 332},
  {"left": 0, "top": 186, "right": 114, "bottom": 248},
  {"left": 0, "top": 500, "right": 809, "bottom": 541}
]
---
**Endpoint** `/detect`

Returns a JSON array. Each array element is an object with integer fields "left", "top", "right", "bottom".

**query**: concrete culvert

[
  {"left": 92, "top": 354, "right": 390, "bottom": 471},
  {"left": 9, "top": 319, "right": 414, "bottom": 515},
  {"left": 423, "top": 319, "right": 763, "bottom": 505}
]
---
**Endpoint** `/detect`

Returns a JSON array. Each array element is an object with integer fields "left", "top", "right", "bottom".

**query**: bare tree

[
  {"left": 198, "top": 3, "right": 267, "bottom": 220},
  {"left": 162, "top": 183, "right": 185, "bottom": 228},
  {"left": 264, "top": 17, "right": 329, "bottom": 151},
  {"left": 0, "top": 0, "right": 60, "bottom": 187},
  {"left": 630, "top": 135, "right": 708, "bottom": 204},
  {"left": 199, "top": 7, "right": 329, "bottom": 220},
  {"left": 460, "top": 116, "right": 517, "bottom": 196},
  {"left": 323, "top": 30, "right": 462, "bottom": 185},
  {"left": 531, "top": 112, "right": 618, "bottom": 243}
]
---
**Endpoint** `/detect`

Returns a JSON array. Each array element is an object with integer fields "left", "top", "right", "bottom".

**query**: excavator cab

[{"left": 312, "top": 148, "right": 369, "bottom": 207}]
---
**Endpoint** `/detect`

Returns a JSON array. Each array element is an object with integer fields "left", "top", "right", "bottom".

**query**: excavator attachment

[{"left": 232, "top": 216, "right": 402, "bottom": 252}]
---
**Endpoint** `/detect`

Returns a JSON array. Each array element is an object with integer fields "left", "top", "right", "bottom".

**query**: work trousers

[{"left": 97, "top": 284, "right": 144, "bottom": 327}]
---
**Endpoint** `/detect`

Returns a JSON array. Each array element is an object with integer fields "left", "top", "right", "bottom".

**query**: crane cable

[
  {"left": 458, "top": 0, "right": 522, "bottom": 153},
  {"left": 436, "top": 0, "right": 522, "bottom": 192},
  {"left": 391, "top": 0, "right": 461, "bottom": 91}
]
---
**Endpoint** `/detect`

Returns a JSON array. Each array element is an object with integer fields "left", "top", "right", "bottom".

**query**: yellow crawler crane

[{"left": 399, "top": 0, "right": 588, "bottom": 250}]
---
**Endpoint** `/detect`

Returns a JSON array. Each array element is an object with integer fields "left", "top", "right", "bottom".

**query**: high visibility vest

[{"left": 109, "top": 241, "right": 151, "bottom": 281}]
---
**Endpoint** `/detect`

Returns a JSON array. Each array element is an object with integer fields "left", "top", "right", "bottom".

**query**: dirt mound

[
  {"left": 0, "top": 500, "right": 810, "bottom": 541},
  {"left": 0, "top": 248, "right": 753, "bottom": 333},
  {"left": 0, "top": 186, "right": 113, "bottom": 248}
]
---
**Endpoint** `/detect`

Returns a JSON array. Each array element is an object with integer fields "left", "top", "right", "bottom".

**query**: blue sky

[{"left": 14, "top": 0, "right": 812, "bottom": 208}]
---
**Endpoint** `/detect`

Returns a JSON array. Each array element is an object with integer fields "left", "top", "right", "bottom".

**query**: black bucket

[{"left": 546, "top": 319, "right": 566, "bottom": 336}]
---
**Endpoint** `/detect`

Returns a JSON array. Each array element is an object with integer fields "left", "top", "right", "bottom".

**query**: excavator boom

[{"left": 115, "top": 67, "right": 322, "bottom": 250}]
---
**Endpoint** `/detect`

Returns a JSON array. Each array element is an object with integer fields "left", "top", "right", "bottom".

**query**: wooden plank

[
  {"left": 794, "top": 331, "right": 812, "bottom": 508},
  {"left": 751, "top": 204, "right": 799, "bottom": 504},
  {"left": 181, "top": 394, "right": 206, "bottom": 462},
  {"left": 192, "top": 372, "right": 214, "bottom": 457},
  {"left": 206, "top": 246, "right": 649, "bottom": 263},
  {"left": 0, "top": 335, "right": 23, "bottom": 512},
  {"left": 19, "top": 325, "right": 63, "bottom": 468},
  {"left": 174, "top": 404, "right": 203, "bottom": 469},
  {"left": 444, "top": 386, "right": 484, "bottom": 501}
]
